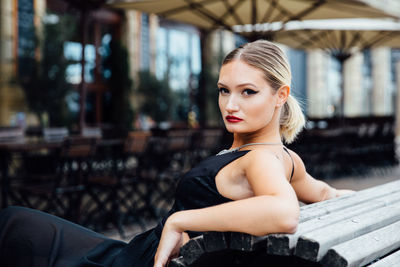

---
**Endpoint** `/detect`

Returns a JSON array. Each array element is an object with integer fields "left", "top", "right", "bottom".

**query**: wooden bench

[{"left": 169, "top": 180, "right": 400, "bottom": 267}]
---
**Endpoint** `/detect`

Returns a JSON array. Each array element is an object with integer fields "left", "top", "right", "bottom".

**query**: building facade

[{"left": 0, "top": 0, "right": 399, "bottom": 129}]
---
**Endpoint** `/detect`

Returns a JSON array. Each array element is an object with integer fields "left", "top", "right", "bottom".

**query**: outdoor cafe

[
  {"left": 0, "top": 125, "right": 226, "bottom": 235},
  {"left": 1, "top": 0, "right": 400, "bottom": 266}
]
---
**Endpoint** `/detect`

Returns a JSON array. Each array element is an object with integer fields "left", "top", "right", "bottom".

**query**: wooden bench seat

[{"left": 170, "top": 180, "right": 400, "bottom": 267}]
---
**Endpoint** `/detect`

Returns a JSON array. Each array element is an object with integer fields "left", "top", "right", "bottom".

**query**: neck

[
  {"left": 230, "top": 107, "right": 283, "bottom": 148},
  {"left": 232, "top": 129, "right": 282, "bottom": 148}
]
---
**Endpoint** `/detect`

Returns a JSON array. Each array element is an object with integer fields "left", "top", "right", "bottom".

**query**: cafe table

[{"left": 0, "top": 137, "right": 123, "bottom": 209}]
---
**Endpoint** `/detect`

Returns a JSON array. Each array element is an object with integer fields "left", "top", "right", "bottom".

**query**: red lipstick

[{"left": 226, "top": 115, "right": 243, "bottom": 123}]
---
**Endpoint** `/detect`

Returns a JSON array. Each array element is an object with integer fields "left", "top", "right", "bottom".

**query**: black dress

[{"left": 0, "top": 150, "right": 250, "bottom": 267}]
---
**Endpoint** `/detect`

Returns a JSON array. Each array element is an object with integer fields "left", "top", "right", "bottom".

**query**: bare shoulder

[
  {"left": 243, "top": 148, "right": 283, "bottom": 166},
  {"left": 241, "top": 149, "right": 287, "bottom": 179},
  {"left": 240, "top": 148, "right": 297, "bottom": 196}
]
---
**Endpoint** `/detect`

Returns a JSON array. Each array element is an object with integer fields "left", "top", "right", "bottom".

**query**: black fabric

[{"left": 0, "top": 150, "right": 249, "bottom": 267}]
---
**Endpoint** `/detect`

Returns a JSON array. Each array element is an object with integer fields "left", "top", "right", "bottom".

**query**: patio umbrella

[
  {"left": 235, "top": 18, "right": 400, "bottom": 115},
  {"left": 263, "top": 18, "right": 400, "bottom": 53},
  {"left": 106, "top": 0, "right": 400, "bottom": 31}
]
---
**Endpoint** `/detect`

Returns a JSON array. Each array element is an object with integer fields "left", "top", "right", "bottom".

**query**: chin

[{"left": 225, "top": 125, "right": 250, "bottom": 134}]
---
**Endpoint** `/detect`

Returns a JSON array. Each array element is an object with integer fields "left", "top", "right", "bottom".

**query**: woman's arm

[
  {"left": 154, "top": 151, "right": 300, "bottom": 266},
  {"left": 289, "top": 149, "right": 354, "bottom": 204}
]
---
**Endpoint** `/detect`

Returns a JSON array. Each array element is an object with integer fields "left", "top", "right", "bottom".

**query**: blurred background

[{"left": 1, "top": 0, "right": 400, "bottom": 239}]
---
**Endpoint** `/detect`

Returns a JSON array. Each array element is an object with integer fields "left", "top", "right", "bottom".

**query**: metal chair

[
  {"left": 13, "top": 136, "right": 97, "bottom": 222},
  {"left": 147, "top": 129, "right": 193, "bottom": 219},
  {"left": 191, "top": 128, "right": 224, "bottom": 162},
  {"left": 81, "top": 131, "right": 152, "bottom": 237}
]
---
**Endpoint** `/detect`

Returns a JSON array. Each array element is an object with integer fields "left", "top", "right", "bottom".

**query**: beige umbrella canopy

[
  {"left": 265, "top": 19, "right": 400, "bottom": 55},
  {"left": 239, "top": 18, "right": 400, "bottom": 115},
  {"left": 106, "top": 0, "right": 400, "bottom": 31}
]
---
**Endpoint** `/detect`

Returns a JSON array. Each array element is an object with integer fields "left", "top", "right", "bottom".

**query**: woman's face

[{"left": 218, "top": 60, "right": 282, "bottom": 135}]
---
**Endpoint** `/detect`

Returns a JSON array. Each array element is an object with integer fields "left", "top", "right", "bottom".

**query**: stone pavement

[{"left": 326, "top": 164, "right": 400, "bottom": 191}]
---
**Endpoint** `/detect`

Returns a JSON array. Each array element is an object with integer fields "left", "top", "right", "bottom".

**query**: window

[
  {"left": 155, "top": 21, "right": 202, "bottom": 121},
  {"left": 17, "top": 0, "right": 35, "bottom": 79},
  {"left": 64, "top": 42, "right": 96, "bottom": 84},
  {"left": 156, "top": 23, "right": 201, "bottom": 91}
]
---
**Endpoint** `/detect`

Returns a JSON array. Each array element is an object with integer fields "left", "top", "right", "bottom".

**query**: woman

[{"left": 0, "top": 40, "right": 352, "bottom": 267}]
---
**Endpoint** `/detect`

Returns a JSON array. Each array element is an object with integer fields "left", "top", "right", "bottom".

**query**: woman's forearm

[
  {"left": 167, "top": 195, "right": 299, "bottom": 237},
  {"left": 321, "top": 182, "right": 355, "bottom": 201}
]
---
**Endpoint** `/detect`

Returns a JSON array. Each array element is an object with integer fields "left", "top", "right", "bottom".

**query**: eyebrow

[{"left": 217, "top": 82, "right": 257, "bottom": 88}]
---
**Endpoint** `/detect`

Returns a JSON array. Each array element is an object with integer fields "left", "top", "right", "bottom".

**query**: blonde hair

[{"left": 222, "top": 40, "right": 305, "bottom": 144}]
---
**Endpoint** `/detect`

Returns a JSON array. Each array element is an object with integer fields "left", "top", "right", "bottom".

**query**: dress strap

[{"left": 283, "top": 147, "right": 295, "bottom": 183}]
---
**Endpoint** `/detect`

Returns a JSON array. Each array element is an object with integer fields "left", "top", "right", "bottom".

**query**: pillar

[
  {"left": 203, "top": 29, "right": 235, "bottom": 126},
  {"left": 0, "top": 0, "right": 15, "bottom": 124},
  {"left": 149, "top": 14, "right": 158, "bottom": 75},
  {"left": 371, "top": 47, "right": 392, "bottom": 116},
  {"left": 343, "top": 51, "right": 364, "bottom": 117},
  {"left": 307, "top": 50, "right": 331, "bottom": 118},
  {"left": 395, "top": 61, "right": 400, "bottom": 141}
]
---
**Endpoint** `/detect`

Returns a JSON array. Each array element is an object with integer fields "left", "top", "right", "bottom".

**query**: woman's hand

[
  {"left": 154, "top": 214, "right": 185, "bottom": 267},
  {"left": 335, "top": 189, "right": 355, "bottom": 197}
]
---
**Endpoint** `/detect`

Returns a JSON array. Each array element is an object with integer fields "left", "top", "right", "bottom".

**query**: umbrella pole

[
  {"left": 340, "top": 58, "right": 345, "bottom": 117},
  {"left": 334, "top": 52, "right": 352, "bottom": 119}
]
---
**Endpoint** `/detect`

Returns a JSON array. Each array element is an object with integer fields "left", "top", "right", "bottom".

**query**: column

[
  {"left": 149, "top": 14, "right": 159, "bottom": 75},
  {"left": 123, "top": 10, "right": 141, "bottom": 110},
  {"left": 395, "top": 61, "right": 400, "bottom": 141},
  {"left": 343, "top": 51, "right": 364, "bottom": 117},
  {"left": 124, "top": 10, "right": 140, "bottom": 80},
  {"left": 203, "top": 29, "right": 235, "bottom": 126},
  {"left": 306, "top": 50, "right": 330, "bottom": 118},
  {"left": 371, "top": 47, "right": 392, "bottom": 116},
  {"left": 0, "top": 0, "right": 15, "bottom": 124}
]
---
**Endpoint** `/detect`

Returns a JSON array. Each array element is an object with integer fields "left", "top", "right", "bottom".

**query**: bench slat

[
  {"left": 294, "top": 203, "right": 400, "bottom": 262},
  {"left": 266, "top": 190, "right": 400, "bottom": 256},
  {"left": 229, "top": 232, "right": 267, "bottom": 251},
  {"left": 169, "top": 256, "right": 187, "bottom": 267},
  {"left": 369, "top": 249, "right": 400, "bottom": 267},
  {"left": 179, "top": 236, "right": 205, "bottom": 265},
  {"left": 320, "top": 220, "right": 400, "bottom": 267},
  {"left": 203, "top": 232, "right": 229, "bottom": 252},
  {"left": 174, "top": 181, "right": 400, "bottom": 266},
  {"left": 299, "top": 180, "right": 400, "bottom": 223}
]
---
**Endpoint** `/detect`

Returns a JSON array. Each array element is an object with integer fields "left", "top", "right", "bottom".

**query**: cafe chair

[
  {"left": 13, "top": 136, "right": 97, "bottom": 223},
  {"left": 147, "top": 129, "right": 193, "bottom": 220},
  {"left": 81, "top": 131, "right": 151, "bottom": 237},
  {"left": 20, "top": 127, "right": 69, "bottom": 187},
  {"left": 190, "top": 128, "right": 224, "bottom": 162}
]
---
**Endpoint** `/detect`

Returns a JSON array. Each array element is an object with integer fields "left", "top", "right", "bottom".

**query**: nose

[{"left": 225, "top": 95, "right": 239, "bottom": 113}]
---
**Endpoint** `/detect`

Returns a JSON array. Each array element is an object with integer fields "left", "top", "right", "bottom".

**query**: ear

[{"left": 276, "top": 85, "right": 290, "bottom": 107}]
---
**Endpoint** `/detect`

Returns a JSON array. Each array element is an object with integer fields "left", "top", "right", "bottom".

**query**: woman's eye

[
  {"left": 218, "top": 87, "right": 229, "bottom": 94},
  {"left": 243, "top": 89, "right": 258, "bottom": 95}
]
